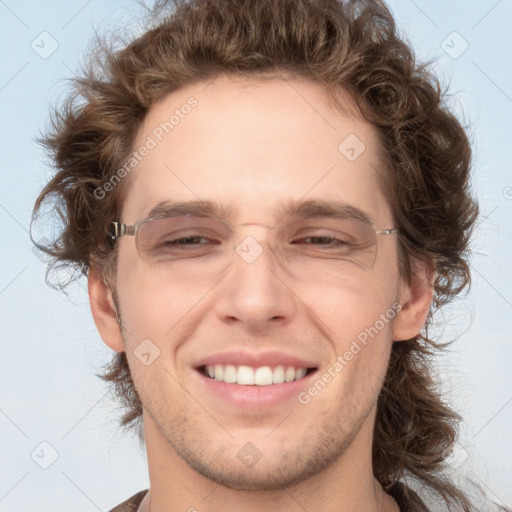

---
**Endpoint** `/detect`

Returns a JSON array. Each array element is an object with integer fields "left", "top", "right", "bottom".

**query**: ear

[
  {"left": 393, "top": 261, "right": 434, "bottom": 342},
  {"left": 88, "top": 265, "right": 125, "bottom": 352}
]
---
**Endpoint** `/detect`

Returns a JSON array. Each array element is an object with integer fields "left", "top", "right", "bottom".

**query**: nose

[{"left": 213, "top": 233, "right": 298, "bottom": 332}]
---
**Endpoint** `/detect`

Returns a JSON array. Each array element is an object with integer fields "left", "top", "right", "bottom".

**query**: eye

[
  {"left": 163, "top": 235, "right": 214, "bottom": 247},
  {"left": 297, "top": 236, "right": 348, "bottom": 247},
  {"left": 291, "top": 231, "right": 354, "bottom": 248}
]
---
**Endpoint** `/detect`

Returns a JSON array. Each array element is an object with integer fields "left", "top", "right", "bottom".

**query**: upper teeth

[{"left": 204, "top": 364, "right": 308, "bottom": 385}]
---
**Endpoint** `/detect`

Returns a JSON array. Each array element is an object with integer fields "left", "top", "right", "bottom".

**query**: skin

[{"left": 89, "top": 75, "right": 432, "bottom": 512}]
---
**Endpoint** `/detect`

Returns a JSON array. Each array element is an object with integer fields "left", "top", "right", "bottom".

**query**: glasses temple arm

[{"left": 109, "top": 222, "right": 135, "bottom": 240}]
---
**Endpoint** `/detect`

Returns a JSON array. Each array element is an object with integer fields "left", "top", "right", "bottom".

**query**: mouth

[
  {"left": 197, "top": 364, "right": 317, "bottom": 385},
  {"left": 195, "top": 364, "right": 319, "bottom": 409},
  {"left": 193, "top": 350, "right": 320, "bottom": 408}
]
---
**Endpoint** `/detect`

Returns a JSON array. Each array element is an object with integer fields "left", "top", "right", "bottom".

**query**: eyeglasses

[{"left": 109, "top": 214, "right": 398, "bottom": 280}]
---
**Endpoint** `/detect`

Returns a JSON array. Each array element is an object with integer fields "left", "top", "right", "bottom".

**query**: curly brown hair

[{"left": 32, "top": 0, "right": 504, "bottom": 510}]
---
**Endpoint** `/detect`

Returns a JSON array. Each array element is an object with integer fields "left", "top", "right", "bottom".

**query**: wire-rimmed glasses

[{"left": 109, "top": 213, "right": 398, "bottom": 282}]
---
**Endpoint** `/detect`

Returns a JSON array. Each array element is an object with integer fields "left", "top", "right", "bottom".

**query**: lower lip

[{"left": 195, "top": 369, "right": 317, "bottom": 409}]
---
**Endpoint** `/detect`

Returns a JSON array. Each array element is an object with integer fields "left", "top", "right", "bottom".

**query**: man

[{"left": 32, "top": 0, "right": 506, "bottom": 510}]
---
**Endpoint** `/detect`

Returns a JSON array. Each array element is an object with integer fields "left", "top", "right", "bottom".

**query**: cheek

[
  {"left": 295, "top": 271, "right": 400, "bottom": 390},
  {"left": 115, "top": 250, "right": 166, "bottom": 343},
  {"left": 297, "top": 271, "right": 399, "bottom": 340},
  {"left": 115, "top": 251, "right": 215, "bottom": 348}
]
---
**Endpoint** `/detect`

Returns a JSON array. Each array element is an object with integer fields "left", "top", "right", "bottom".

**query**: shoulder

[{"left": 108, "top": 490, "right": 149, "bottom": 512}]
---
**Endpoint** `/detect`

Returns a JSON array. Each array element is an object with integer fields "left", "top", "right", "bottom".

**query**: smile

[{"left": 201, "top": 364, "right": 314, "bottom": 385}]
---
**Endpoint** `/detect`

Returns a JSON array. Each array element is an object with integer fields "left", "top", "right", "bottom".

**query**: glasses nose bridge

[{"left": 231, "top": 221, "right": 277, "bottom": 242}]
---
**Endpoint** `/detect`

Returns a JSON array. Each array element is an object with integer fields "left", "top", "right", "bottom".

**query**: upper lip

[{"left": 194, "top": 349, "right": 318, "bottom": 369}]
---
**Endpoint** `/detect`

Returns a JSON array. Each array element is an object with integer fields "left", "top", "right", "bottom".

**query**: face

[{"left": 110, "top": 75, "right": 407, "bottom": 490}]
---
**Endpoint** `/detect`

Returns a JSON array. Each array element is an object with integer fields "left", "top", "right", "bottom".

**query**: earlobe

[
  {"left": 88, "top": 265, "right": 125, "bottom": 353},
  {"left": 393, "top": 261, "right": 434, "bottom": 342}
]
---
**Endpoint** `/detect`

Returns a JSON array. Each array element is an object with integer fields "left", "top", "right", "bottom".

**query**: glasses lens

[
  {"left": 137, "top": 216, "right": 231, "bottom": 262},
  {"left": 135, "top": 215, "right": 380, "bottom": 277},
  {"left": 277, "top": 217, "right": 378, "bottom": 270}
]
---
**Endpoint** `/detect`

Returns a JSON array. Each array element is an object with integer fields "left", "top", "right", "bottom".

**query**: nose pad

[{"left": 233, "top": 228, "right": 290, "bottom": 277}]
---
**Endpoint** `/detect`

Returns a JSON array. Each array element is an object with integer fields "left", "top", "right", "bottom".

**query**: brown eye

[
  {"left": 162, "top": 236, "right": 214, "bottom": 247},
  {"left": 293, "top": 236, "right": 349, "bottom": 247}
]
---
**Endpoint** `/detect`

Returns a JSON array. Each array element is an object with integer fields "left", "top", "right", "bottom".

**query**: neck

[{"left": 139, "top": 408, "right": 399, "bottom": 512}]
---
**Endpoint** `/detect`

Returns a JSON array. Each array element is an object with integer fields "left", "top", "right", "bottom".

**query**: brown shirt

[
  {"left": 109, "top": 490, "right": 148, "bottom": 512},
  {"left": 108, "top": 482, "right": 429, "bottom": 511}
]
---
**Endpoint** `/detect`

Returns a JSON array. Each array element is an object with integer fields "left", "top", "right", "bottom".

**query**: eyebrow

[{"left": 144, "top": 198, "right": 374, "bottom": 225}]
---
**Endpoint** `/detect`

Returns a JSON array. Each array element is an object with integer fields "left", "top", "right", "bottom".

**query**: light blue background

[{"left": 0, "top": 1, "right": 511, "bottom": 510}]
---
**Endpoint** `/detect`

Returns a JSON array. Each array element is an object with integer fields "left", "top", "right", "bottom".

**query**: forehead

[{"left": 121, "top": 75, "right": 391, "bottom": 225}]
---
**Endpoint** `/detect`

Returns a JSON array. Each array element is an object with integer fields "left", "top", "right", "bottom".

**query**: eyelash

[
  {"left": 163, "top": 235, "right": 350, "bottom": 248},
  {"left": 293, "top": 236, "right": 348, "bottom": 247}
]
